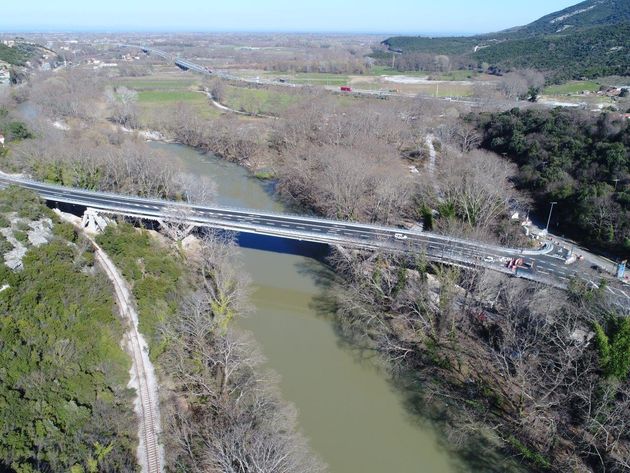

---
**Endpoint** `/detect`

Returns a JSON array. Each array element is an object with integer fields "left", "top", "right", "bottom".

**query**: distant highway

[{"left": 120, "top": 44, "right": 476, "bottom": 102}]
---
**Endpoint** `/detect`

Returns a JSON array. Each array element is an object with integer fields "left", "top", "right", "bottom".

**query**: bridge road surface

[{"left": 1, "top": 174, "right": 586, "bottom": 283}]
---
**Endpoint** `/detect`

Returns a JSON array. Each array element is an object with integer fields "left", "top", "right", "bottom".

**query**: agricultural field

[
  {"left": 113, "top": 67, "right": 219, "bottom": 119},
  {"left": 543, "top": 80, "right": 601, "bottom": 95},
  {"left": 222, "top": 84, "right": 301, "bottom": 115}
]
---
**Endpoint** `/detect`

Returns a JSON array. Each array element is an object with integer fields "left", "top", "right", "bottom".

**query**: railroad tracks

[{"left": 90, "top": 236, "right": 163, "bottom": 472}]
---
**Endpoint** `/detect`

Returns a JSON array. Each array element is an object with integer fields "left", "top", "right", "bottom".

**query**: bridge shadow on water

[{"left": 235, "top": 231, "right": 331, "bottom": 260}]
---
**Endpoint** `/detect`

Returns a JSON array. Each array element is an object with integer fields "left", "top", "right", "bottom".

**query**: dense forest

[
  {"left": 0, "top": 188, "right": 136, "bottom": 472},
  {"left": 473, "top": 108, "right": 630, "bottom": 255},
  {"left": 473, "top": 23, "right": 630, "bottom": 81},
  {"left": 380, "top": 0, "right": 630, "bottom": 81}
]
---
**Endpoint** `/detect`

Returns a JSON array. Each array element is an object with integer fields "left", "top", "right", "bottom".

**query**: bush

[
  {"left": 6, "top": 121, "right": 32, "bottom": 140},
  {"left": 96, "top": 223, "right": 183, "bottom": 353},
  {"left": 53, "top": 221, "right": 77, "bottom": 243},
  {"left": 0, "top": 238, "right": 136, "bottom": 471},
  {"left": 15, "top": 220, "right": 30, "bottom": 232},
  {"left": 0, "top": 233, "right": 13, "bottom": 255},
  {"left": 594, "top": 316, "right": 630, "bottom": 380},
  {"left": 13, "top": 230, "right": 28, "bottom": 244},
  {"left": 0, "top": 186, "right": 52, "bottom": 220}
]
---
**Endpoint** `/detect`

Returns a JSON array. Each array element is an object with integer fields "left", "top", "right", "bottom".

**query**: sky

[{"left": 0, "top": 0, "right": 581, "bottom": 34}]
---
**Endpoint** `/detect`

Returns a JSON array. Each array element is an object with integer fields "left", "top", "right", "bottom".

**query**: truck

[
  {"left": 507, "top": 258, "right": 535, "bottom": 271},
  {"left": 340, "top": 86, "right": 352, "bottom": 92}
]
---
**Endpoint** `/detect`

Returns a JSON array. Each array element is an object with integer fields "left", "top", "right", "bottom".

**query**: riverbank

[{"left": 147, "top": 140, "right": 536, "bottom": 473}]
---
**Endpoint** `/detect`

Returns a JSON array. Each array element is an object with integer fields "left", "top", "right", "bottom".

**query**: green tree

[{"left": 593, "top": 316, "right": 630, "bottom": 380}]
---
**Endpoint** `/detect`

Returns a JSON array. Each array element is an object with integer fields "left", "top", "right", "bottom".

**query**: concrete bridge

[{"left": 1, "top": 173, "right": 583, "bottom": 287}]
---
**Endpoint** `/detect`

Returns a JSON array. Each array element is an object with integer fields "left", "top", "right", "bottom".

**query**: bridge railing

[{"left": 0, "top": 172, "right": 553, "bottom": 257}]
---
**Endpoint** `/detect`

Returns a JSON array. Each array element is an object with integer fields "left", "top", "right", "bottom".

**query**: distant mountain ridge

[{"left": 381, "top": 0, "right": 630, "bottom": 80}]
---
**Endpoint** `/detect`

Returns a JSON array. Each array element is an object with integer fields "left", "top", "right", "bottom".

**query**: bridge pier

[{"left": 82, "top": 208, "right": 111, "bottom": 234}]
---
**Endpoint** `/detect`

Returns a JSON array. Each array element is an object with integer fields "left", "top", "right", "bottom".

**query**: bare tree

[
  {"left": 423, "top": 146, "right": 518, "bottom": 230},
  {"left": 499, "top": 73, "right": 528, "bottom": 101},
  {"left": 106, "top": 86, "right": 139, "bottom": 128}
]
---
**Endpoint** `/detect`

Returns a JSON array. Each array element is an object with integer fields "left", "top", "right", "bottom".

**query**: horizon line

[{"left": 0, "top": 28, "right": 484, "bottom": 37}]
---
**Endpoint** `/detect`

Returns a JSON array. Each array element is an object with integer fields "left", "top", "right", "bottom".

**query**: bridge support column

[{"left": 81, "top": 208, "right": 110, "bottom": 234}]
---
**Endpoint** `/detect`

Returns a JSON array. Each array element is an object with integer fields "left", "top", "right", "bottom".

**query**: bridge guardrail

[{"left": 0, "top": 172, "right": 552, "bottom": 258}]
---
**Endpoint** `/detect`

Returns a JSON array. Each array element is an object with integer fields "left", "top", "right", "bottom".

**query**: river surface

[{"left": 148, "top": 141, "right": 475, "bottom": 473}]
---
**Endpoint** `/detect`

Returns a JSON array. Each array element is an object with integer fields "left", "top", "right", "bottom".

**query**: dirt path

[{"left": 426, "top": 133, "right": 437, "bottom": 177}]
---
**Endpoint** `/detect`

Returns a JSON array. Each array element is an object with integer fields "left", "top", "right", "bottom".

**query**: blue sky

[{"left": 0, "top": 0, "right": 581, "bottom": 34}]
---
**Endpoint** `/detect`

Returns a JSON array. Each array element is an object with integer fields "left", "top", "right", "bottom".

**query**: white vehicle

[
  {"left": 483, "top": 256, "right": 495, "bottom": 263},
  {"left": 394, "top": 233, "right": 408, "bottom": 240}
]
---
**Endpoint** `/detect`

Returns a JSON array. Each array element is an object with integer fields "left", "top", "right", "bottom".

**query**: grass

[
  {"left": 223, "top": 85, "right": 300, "bottom": 115},
  {"left": 544, "top": 80, "right": 600, "bottom": 95},
  {"left": 135, "top": 90, "right": 219, "bottom": 119},
  {"left": 431, "top": 70, "right": 477, "bottom": 81},
  {"left": 137, "top": 90, "right": 204, "bottom": 104},
  {"left": 253, "top": 170, "right": 275, "bottom": 180},
  {"left": 291, "top": 77, "right": 348, "bottom": 86},
  {"left": 293, "top": 72, "right": 349, "bottom": 80},
  {"left": 116, "top": 79, "right": 198, "bottom": 90},
  {"left": 114, "top": 70, "right": 220, "bottom": 120}
]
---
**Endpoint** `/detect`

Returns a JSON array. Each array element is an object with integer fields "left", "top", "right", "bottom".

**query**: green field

[
  {"left": 114, "top": 71, "right": 218, "bottom": 119},
  {"left": 543, "top": 80, "right": 601, "bottom": 95},
  {"left": 137, "top": 90, "right": 203, "bottom": 103},
  {"left": 137, "top": 89, "right": 218, "bottom": 119},
  {"left": 116, "top": 79, "right": 198, "bottom": 90},
  {"left": 432, "top": 70, "right": 477, "bottom": 81},
  {"left": 223, "top": 85, "right": 301, "bottom": 115}
]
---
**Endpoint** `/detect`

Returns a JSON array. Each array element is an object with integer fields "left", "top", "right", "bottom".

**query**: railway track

[{"left": 88, "top": 235, "right": 163, "bottom": 472}]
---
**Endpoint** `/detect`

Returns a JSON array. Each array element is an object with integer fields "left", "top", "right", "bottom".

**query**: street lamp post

[
  {"left": 613, "top": 178, "right": 620, "bottom": 191},
  {"left": 545, "top": 202, "right": 558, "bottom": 234}
]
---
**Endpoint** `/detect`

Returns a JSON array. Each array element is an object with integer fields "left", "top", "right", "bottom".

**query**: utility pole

[
  {"left": 613, "top": 178, "right": 620, "bottom": 191},
  {"left": 545, "top": 202, "right": 557, "bottom": 234}
]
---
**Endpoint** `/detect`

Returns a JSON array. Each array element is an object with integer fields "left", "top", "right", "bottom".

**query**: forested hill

[
  {"left": 381, "top": 0, "right": 630, "bottom": 80},
  {"left": 502, "top": 0, "right": 630, "bottom": 37},
  {"left": 474, "top": 23, "right": 630, "bottom": 79}
]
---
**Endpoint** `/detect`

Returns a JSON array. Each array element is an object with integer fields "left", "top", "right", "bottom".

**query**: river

[{"left": 149, "top": 141, "right": 480, "bottom": 473}]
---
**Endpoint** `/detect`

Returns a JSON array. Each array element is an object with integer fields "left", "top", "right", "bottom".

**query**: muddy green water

[{"left": 150, "top": 141, "right": 469, "bottom": 473}]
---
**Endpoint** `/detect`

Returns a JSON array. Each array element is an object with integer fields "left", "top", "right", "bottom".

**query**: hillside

[
  {"left": 503, "top": 0, "right": 630, "bottom": 37},
  {"left": 381, "top": 0, "right": 630, "bottom": 81},
  {"left": 474, "top": 22, "right": 630, "bottom": 79},
  {"left": 0, "top": 44, "right": 30, "bottom": 66},
  {"left": 0, "top": 41, "right": 52, "bottom": 67}
]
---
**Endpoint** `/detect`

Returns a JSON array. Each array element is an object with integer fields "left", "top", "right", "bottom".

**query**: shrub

[{"left": 13, "top": 230, "right": 28, "bottom": 244}]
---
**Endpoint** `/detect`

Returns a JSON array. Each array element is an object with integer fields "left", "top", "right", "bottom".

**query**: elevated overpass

[
  {"left": 0, "top": 173, "right": 583, "bottom": 289},
  {"left": 5, "top": 173, "right": 630, "bottom": 308}
]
